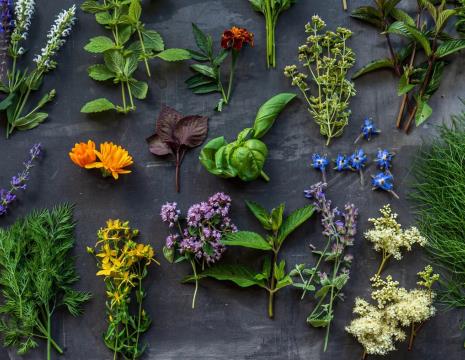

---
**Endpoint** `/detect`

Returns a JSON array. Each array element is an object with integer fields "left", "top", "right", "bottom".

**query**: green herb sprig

[
  {"left": 193, "top": 201, "right": 314, "bottom": 318},
  {"left": 284, "top": 16, "right": 356, "bottom": 146},
  {"left": 81, "top": 0, "right": 191, "bottom": 114},
  {"left": 199, "top": 92, "right": 295, "bottom": 182},
  {"left": 0, "top": 205, "right": 91, "bottom": 359},
  {"left": 352, "top": 0, "right": 465, "bottom": 132},
  {"left": 248, "top": 0, "right": 296, "bottom": 68}
]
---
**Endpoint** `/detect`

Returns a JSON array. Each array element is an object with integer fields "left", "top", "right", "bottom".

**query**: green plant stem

[
  {"left": 301, "top": 238, "right": 331, "bottom": 299},
  {"left": 268, "top": 250, "right": 278, "bottom": 319},
  {"left": 260, "top": 170, "right": 270, "bottom": 182},
  {"left": 121, "top": 82, "right": 127, "bottom": 112},
  {"left": 133, "top": 268, "right": 143, "bottom": 360},
  {"left": 126, "top": 81, "right": 135, "bottom": 109},
  {"left": 225, "top": 51, "right": 238, "bottom": 103},
  {"left": 190, "top": 260, "right": 199, "bottom": 309},
  {"left": 264, "top": 0, "right": 275, "bottom": 68},
  {"left": 36, "top": 319, "right": 63, "bottom": 355},
  {"left": 376, "top": 253, "right": 390, "bottom": 276},
  {"left": 136, "top": 28, "right": 151, "bottom": 77},
  {"left": 323, "top": 254, "right": 342, "bottom": 352}
]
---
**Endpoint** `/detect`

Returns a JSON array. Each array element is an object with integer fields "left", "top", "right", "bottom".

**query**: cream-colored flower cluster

[
  {"left": 346, "top": 273, "right": 436, "bottom": 356},
  {"left": 365, "top": 204, "right": 427, "bottom": 260}
]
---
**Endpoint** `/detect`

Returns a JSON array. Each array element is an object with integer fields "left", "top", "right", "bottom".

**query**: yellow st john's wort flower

[
  {"left": 96, "top": 243, "right": 117, "bottom": 264},
  {"left": 86, "top": 142, "right": 133, "bottom": 180}
]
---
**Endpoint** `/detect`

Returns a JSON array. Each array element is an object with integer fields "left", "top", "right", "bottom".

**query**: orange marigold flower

[
  {"left": 69, "top": 140, "right": 97, "bottom": 168},
  {"left": 86, "top": 142, "right": 133, "bottom": 180},
  {"left": 221, "top": 26, "right": 254, "bottom": 50}
]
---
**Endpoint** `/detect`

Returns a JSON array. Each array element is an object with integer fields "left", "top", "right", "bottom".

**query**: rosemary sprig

[{"left": 0, "top": 204, "right": 91, "bottom": 359}]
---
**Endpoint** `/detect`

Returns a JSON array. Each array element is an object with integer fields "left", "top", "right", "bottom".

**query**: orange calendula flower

[
  {"left": 69, "top": 140, "right": 97, "bottom": 167},
  {"left": 221, "top": 26, "right": 254, "bottom": 50},
  {"left": 86, "top": 142, "right": 133, "bottom": 180}
]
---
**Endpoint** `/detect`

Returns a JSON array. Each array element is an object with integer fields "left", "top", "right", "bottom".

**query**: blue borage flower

[
  {"left": 349, "top": 149, "right": 367, "bottom": 185},
  {"left": 375, "top": 149, "right": 394, "bottom": 170},
  {"left": 354, "top": 118, "right": 380, "bottom": 144},
  {"left": 311, "top": 153, "right": 329, "bottom": 183},
  {"left": 372, "top": 172, "right": 399, "bottom": 199},
  {"left": 334, "top": 154, "right": 349, "bottom": 171}
]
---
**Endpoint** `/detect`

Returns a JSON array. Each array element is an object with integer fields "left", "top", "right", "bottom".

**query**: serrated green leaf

[
  {"left": 88, "top": 64, "right": 115, "bottom": 81},
  {"left": 192, "top": 23, "right": 210, "bottom": 54},
  {"left": 128, "top": 0, "right": 142, "bottom": 21},
  {"left": 190, "top": 63, "right": 217, "bottom": 78},
  {"left": 315, "top": 284, "right": 331, "bottom": 299},
  {"left": 245, "top": 200, "right": 272, "bottom": 230},
  {"left": 128, "top": 79, "right": 148, "bottom": 99},
  {"left": 213, "top": 50, "right": 228, "bottom": 66},
  {"left": 275, "top": 275, "right": 293, "bottom": 290},
  {"left": 387, "top": 21, "right": 432, "bottom": 56},
  {"left": 435, "top": 39, "right": 465, "bottom": 58},
  {"left": 191, "top": 83, "right": 219, "bottom": 94},
  {"left": 271, "top": 204, "right": 285, "bottom": 232},
  {"left": 84, "top": 36, "right": 115, "bottom": 53},
  {"left": 277, "top": 205, "right": 314, "bottom": 245},
  {"left": 141, "top": 29, "right": 164, "bottom": 52},
  {"left": 253, "top": 93, "right": 296, "bottom": 139},
  {"left": 185, "top": 74, "right": 215, "bottom": 89},
  {"left": 200, "top": 264, "right": 266, "bottom": 288},
  {"left": 162, "top": 246, "right": 174, "bottom": 263},
  {"left": 390, "top": 8, "right": 415, "bottom": 26},
  {"left": 221, "top": 231, "right": 272, "bottom": 250},
  {"left": 156, "top": 48, "right": 191, "bottom": 61},
  {"left": 351, "top": 6, "right": 384, "bottom": 28},
  {"left": 104, "top": 50, "right": 125, "bottom": 75},
  {"left": 81, "top": 98, "right": 116, "bottom": 113},
  {"left": 95, "top": 11, "right": 112, "bottom": 25}
]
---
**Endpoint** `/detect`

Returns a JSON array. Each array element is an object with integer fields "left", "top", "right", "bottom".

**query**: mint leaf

[
  {"left": 81, "top": 98, "right": 116, "bottom": 113},
  {"left": 277, "top": 205, "right": 314, "bottom": 245},
  {"left": 156, "top": 48, "right": 191, "bottom": 62},
  {"left": 88, "top": 64, "right": 115, "bottom": 81},
  {"left": 84, "top": 36, "right": 115, "bottom": 53}
]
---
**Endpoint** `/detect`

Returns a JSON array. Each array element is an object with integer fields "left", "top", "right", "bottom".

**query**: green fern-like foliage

[{"left": 0, "top": 204, "right": 91, "bottom": 359}]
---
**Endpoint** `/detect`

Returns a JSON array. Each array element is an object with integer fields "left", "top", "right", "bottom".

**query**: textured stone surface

[{"left": 0, "top": 0, "right": 464, "bottom": 359}]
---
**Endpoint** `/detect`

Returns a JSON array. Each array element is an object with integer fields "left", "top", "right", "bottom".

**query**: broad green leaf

[
  {"left": 185, "top": 74, "right": 215, "bottom": 89},
  {"left": 315, "top": 284, "right": 331, "bottom": 299},
  {"left": 95, "top": 11, "right": 111, "bottom": 25},
  {"left": 124, "top": 54, "right": 139, "bottom": 77},
  {"left": 200, "top": 264, "right": 266, "bottom": 288},
  {"left": 191, "top": 83, "right": 219, "bottom": 94},
  {"left": 221, "top": 231, "right": 272, "bottom": 251},
  {"left": 192, "top": 23, "right": 210, "bottom": 54},
  {"left": 128, "top": 0, "right": 142, "bottom": 22},
  {"left": 398, "top": 71, "right": 415, "bottom": 95},
  {"left": 262, "top": 256, "right": 272, "bottom": 278},
  {"left": 253, "top": 93, "right": 296, "bottom": 139},
  {"left": 333, "top": 273, "right": 349, "bottom": 290},
  {"left": 0, "top": 92, "right": 16, "bottom": 111},
  {"left": 351, "top": 6, "right": 383, "bottom": 28},
  {"left": 141, "top": 29, "right": 164, "bottom": 52},
  {"left": 415, "top": 98, "right": 433, "bottom": 126},
  {"left": 425, "top": 61, "right": 445, "bottom": 97},
  {"left": 128, "top": 80, "right": 148, "bottom": 99},
  {"left": 245, "top": 200, "right": 272, "bottom": 230},
  {"left": 275, "top": 276, "right": 293, "bottom": 290},
  {"left": 190, "top": 64, "right": 217, "bottom": 79},
  {"left": 249, "top": 0, "right": 264, "bottom": 12},
  {"left": 199, "top": 137, "right": 236, "bottom": 177},
  {"left": 277, "top": 205, "right": 314, "bottom": 245},
  {"left": 14, "top": 112, "right": 48, "bottom": 131},
  {"left": 104, "top": 50, "right": 125, "bottom": 75},
  {"left": 118, "top": 25, "right": 133, "bottom": 45},
  {"left": 156, "top": 48, "right": 191, "bottom": 61},
  {"left": 81, "top": 0, "right": 107, "bottom": 13},
  {"left": 435, "top": 39, "right": 465, "bottom": 58},
  {"left": 163, "top": 246, "right": 174, "bottom": 263},
  {"left": 390, "top": 8, "right": 415, "bottom": 26},
  {"left": 387, "top": 21, "right": 432, "bottom": 56},
  {"left": 81, "top": 98, "right": 116, "bottom": 113},
  {"left": 84, "top": 36, "right": 115, "bottom": 53},
  {"left": 271, "top": 203, "right": 285, "bottom": 232},
  {"left": 213, "top": 50, "right": 228, "bottom": 66},
  {"left": 435, "top": 9, "right": 456, "bottom": 33},
  {"left": 88, "top": 64, "right": 115, "bottom": 81},
  {"left": 230, "top": 139, "right": 268, "bottom": 181}
]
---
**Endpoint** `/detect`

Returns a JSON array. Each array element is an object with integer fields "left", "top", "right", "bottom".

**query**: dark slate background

[{"left": 1, "top": 0, "right": 464, "bottom": 359}]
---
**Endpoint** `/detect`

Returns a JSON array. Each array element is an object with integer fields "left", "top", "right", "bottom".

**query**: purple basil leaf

[
  {"left": 147, "top": 134, "right": 173, "bottom": 156},
  {"left": 174, "top": 115, "right": 209, "bottom": 148},
  {"left": 156, "top": 104, "right": 184, "bottom": 142}
]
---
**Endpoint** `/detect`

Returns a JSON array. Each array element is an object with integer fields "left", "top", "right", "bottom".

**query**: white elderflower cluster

[
  {"left": 33, "top": 5, "right": 76, "bottom": 72},
  {"left": 365, "top": 204, "right": 427, "bottom": 260},
  {"left": 346, "top": 273, "right": 436, "bottom": 356},
  {"left": 10, "top": 0, "right": 35, "bottom": 56}
]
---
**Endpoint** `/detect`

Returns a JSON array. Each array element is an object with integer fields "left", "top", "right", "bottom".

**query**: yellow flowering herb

[{"left": 90, "top": 219, "right": 158, "bottom": 359}]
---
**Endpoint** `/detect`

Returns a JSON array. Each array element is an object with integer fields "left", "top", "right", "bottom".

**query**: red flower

[{"left": 221, "top": 27, "right": 254, "bottom": 50}]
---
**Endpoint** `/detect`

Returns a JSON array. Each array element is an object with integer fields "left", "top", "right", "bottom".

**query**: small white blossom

[
  {"left": 33, "top": 5, "right": 76, "bottom": 72},
  {"left": 11, "top": 0, "right": 35, "bottom": 43}
]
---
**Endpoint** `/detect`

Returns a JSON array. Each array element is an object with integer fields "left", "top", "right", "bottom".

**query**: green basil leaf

[
  {"left": 277, "top": 205, "right": 314, "bottom": 245},
  {"left": 252, "top": 93, "right": 296, "bottom": 139},
  {"left": 81, "top": 98, "right": 116, "bottom": 113},
  {"left": 221, "top": 231, "right": 272, "bottom": 250},
  {"left": 230, "top": 139, "right": 268, "bottom": 181},
  {"left": 84, "top": 36, "right": 115, "bottom": 53},
  {"left": 352, "top": 58, "right": 395, "bottom": 79},
  {"left": 245, "top": 200, "right": 272, "bottom": 230}
]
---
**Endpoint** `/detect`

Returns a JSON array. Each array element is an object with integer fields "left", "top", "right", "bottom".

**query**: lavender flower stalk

[
  {"left": 0, "top": 0, "right": 13, "bottom": 82},
  {"left": 292, "top": 182, "right": 358, "bottom": 351},
  {"left": 0, "top": 143, "right": 41, "bottom": 216},
  {"left": 161, "top": 193, "right": 237, "bottom": 308}
]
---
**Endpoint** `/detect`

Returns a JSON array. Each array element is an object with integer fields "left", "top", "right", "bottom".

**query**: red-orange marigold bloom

[
  {"left": 221, "top": 26, "right": 254, "bottom": 50},
  {"left": 69, "top": 140, "right": 97, "bottom": 168}
]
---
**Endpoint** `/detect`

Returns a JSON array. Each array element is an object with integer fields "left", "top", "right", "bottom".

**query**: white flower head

[
  {"left": 33, "top": 4, "right": 76, "bottom": 72},
  {"left": 11, "top": 0, "right": 35, "bottom": 42}
]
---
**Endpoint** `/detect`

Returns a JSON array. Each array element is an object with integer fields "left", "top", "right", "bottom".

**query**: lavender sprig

[
  {"left": 0, "top": 0, "right": 13, "bottom": 82},
  {"left": 161, "top": 192, "right": 237, "bottom": 308},
  {"left": 0, "top": 143, "right": 41, "bottom": 216},
  {"left": 296, "top": 182, "right": 358, "bottom": 351}
]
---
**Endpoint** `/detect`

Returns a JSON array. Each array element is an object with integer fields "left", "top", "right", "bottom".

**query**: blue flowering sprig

[
  {"left": 349, "top": 149, "right": 368, "bottom": 185},
  {"left": 375, "top": 149, "right": 395, "bottom": 170},
  {"left": 354, "top": 118, "right": 380, "bottom": 144},
  {"left": 311, "top": 153, "right": 329, "bottom": 183},
  {"left": 0, "top": 143, "right": 42, "bottom": 216},
  {"left": 371, "top": 172, "right": 399, "bottom": 199}
]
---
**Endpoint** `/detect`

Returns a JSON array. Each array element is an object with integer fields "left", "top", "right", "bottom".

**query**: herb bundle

[
  {"left": 352, "top": 0, "right": 465, "bottom": 132},
  {"left": 69, "top": 140, "right": 133, "bottom": 180},
  {"left": 411, "top": 115, "right": 465, "bottom": 311},
  {"left": 81, "top": 0, "right": 191, "bottom": 114},
  {"left": 346, "top": 267, "right": 439, "bottom": 358},
  {"left": 0, "top": 205, "right": 91, "bottom": 359},
  {"left": 88, "top": 219, "right": 156, "bottom": 359},
  {"left": 186, "top": 24, "right": 253, "bottom": 111},
  {"left": 199, "top": 93, "right": 295, "bottom": 182},
  {"left": 198, "top": 200, "right": 314, "bottom": 318},
  {"left": 147, "top": 105, "right": 208, "bottom": 192},
  {"left": 1, "top": 143, "right": 41, "bottom": 216},
  {"left": 248, "top": 0, "right": 296, "bottom": 68},
  {"left": 291, "top": 182, "right": 357, "bottom": 351},
  {"left": 161, "top": 193, "right": 237, "bottom": 308},
  {"left": 0, "top": 2, "right": 76, "bottom": 138},
  {"left": 284, "top": 16, "right": 356, "bottom": 146}
]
